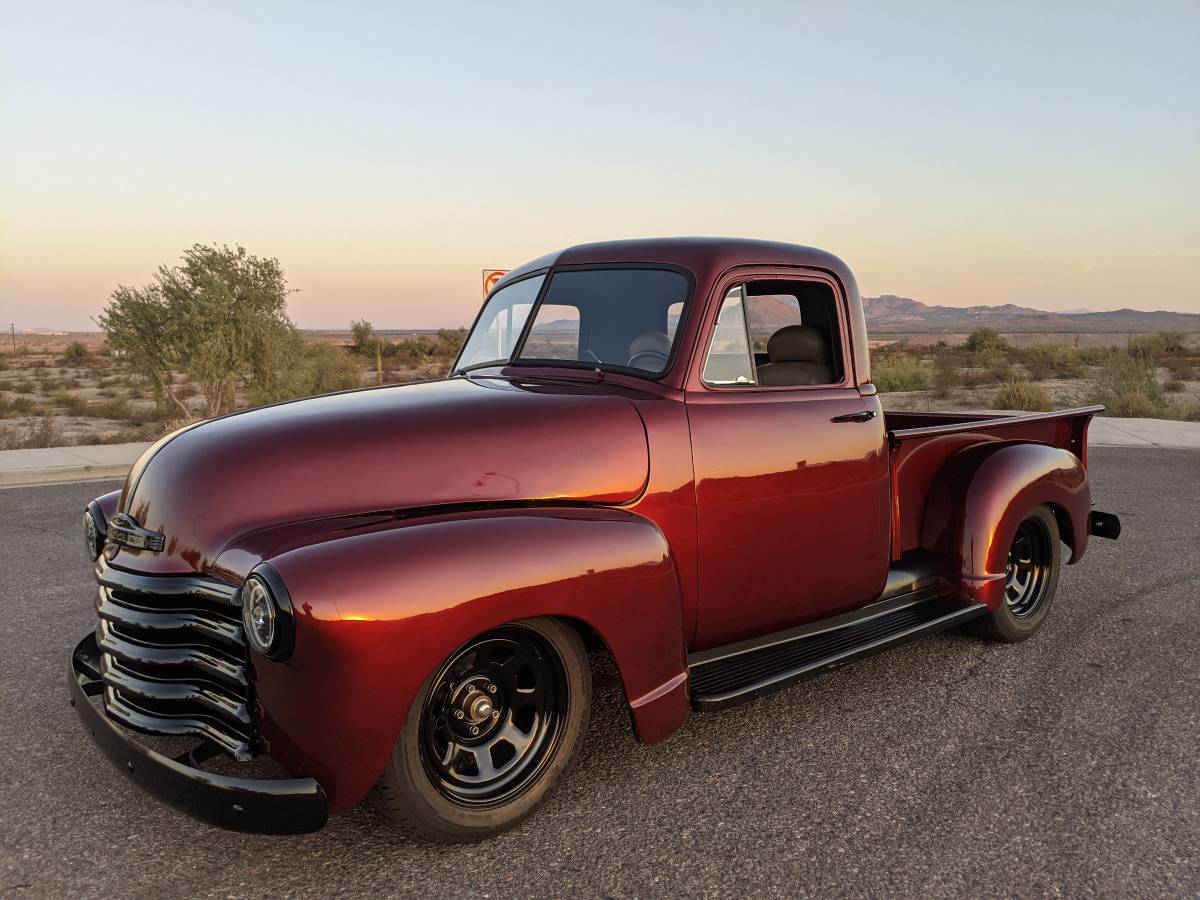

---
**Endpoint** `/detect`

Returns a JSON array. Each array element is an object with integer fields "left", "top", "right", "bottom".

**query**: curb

[{"left": 0, "top": 465, "right": 133, "bottom": 488}]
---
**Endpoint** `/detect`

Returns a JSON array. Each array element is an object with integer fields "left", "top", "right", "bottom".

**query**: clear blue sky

[{"left": 1, "top": 1, "right": 1197, "bottom": 329}]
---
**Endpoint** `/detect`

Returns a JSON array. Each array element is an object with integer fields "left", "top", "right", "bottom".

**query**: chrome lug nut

[
  {"left": 487, "top": 684, "right": 497, "bottom": 694},
  {"left": 491, "top": 710, "right": 500, "bottom": 719},
  {"left": 454, "top": 710, "right": 464, "bottom": 719},
  {"left": 470, "top": 725, "right": 479, "bottom": 735}
]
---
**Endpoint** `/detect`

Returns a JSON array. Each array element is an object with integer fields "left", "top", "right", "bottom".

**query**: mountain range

[{"left": 863, "top": 295, "right": 1200, "bottom": 333}]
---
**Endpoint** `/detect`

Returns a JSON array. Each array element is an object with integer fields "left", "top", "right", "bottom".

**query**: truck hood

[{"left": 113, "top": 377, "right": 650, "bottom": 575}]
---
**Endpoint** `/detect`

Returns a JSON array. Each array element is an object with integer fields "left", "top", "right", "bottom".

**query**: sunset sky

[{"left": 2, "top": 2, "right": 1197, "bottom": 330}]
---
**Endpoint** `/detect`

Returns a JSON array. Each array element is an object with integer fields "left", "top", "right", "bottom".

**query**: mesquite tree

[{"left": 99, "top": 244, "right": 297, "bottom": 418}]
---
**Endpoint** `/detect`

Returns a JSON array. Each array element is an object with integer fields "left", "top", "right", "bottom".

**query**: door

[{"left": 687, "top": 276, "right": 890, "bottom": 649}]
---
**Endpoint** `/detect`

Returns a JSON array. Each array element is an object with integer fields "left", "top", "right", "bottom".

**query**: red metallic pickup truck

[{"left": 70, "top": 238, "right": 1121, "bottom": 841}]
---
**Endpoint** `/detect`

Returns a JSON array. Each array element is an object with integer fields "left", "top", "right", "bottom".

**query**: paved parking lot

[{"left": 1, "top": 446, "right": 1197, "bottom": 898}]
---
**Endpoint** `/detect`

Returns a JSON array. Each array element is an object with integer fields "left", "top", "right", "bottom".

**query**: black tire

[
  {"left": 971, "top": 504, "right": 1061, "bottom": 643},
  {"left": 373, "top": 617, "right": 590, "bottom": 842}
]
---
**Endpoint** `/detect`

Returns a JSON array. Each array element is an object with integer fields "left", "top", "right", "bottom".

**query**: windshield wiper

[{"left": 451, "top": 360, "right": 507, "bottom": 377}]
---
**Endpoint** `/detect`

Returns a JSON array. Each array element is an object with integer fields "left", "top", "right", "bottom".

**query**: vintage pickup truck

[{"left": 70, "top": 238, "right": 1121, "bottom": 841}]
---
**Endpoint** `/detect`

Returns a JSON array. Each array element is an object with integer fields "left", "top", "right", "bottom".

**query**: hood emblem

[{"left": 108, "top": 513, "right": 166, "bottom": 553}]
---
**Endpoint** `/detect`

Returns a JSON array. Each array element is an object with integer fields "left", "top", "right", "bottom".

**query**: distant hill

[{"left": 863, "top": 295, "right": 1200, "bottom": 333}]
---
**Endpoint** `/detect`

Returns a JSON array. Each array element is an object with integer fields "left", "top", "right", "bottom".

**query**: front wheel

[
  {"left": 374, "top": 617, "right": 590, "bottom": 842},
  {"left": 971, "top": 504, "right": 1062, "bottom": 643}
]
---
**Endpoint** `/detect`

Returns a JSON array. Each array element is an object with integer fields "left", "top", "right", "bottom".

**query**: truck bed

[{"left": 885, "top": 406, "right": 1104, "bottom": 558}]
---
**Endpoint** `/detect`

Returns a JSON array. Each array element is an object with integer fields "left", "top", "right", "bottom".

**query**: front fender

[
  {"left": 253, "top": 506, "right": 688, "bottom": 814},
  {"left": 922, "top": 442, "right": 1090, "bottom": 608}
]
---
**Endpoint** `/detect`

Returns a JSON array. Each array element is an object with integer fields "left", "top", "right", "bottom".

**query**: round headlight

[
  {"left": 242, "top": 576, "right": 277, "bottom": 655},
  {"left": 83, "top": 509, "right": 102, "bottom": 560}
]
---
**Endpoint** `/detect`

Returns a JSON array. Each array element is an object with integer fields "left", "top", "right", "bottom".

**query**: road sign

[{"left": 482, "top": 269, "right": 509, "bottom": 297}]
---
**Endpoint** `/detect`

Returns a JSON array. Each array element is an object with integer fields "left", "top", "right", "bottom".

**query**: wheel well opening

[{"left": 1046, "top": 502, "right": 1077, "bottom": 559}]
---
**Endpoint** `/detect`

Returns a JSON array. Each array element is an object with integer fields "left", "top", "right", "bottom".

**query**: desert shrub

[
  {"left": 48, "top": 389, "right": 83, "bottom": 412},
  {"left": 0, "top": 416, "right": 62, "bottom": 450},
  {"left": 61, "top": 341, "right": 91, "bottom": 365},
  {"left": 974, "top": 348, "right": 1013, "bottom": 384},
  {"left": 1076, "top": 345, "right": 1118, "bottom": 366},
  {"left": 91, "top": 398, "right": 135, "bottom": 421},
  {"left": 993, "top": 380, "right": 1053, "bottom": 412},
  {"left": 1163, "top": 356, "right": 1193, "bottom": 381},
  {"left": 13, "top": 379, "right": 35, "bottom": 394},
  {"left": 0, "top": 394, "right": 36, "bottom": 417},
  {"left": 930, "top": 352, "right": 962, "bottom": 398},
  {"left": 1129, "top": 331, "right": 1188, "bottom": 358},
  {"left": 1023, "top": 344, "right": 1084, "bottom": 380},
  {"left": 873, "top": 354, "right": 929, "bottom": 392},
  {"left": 965, "top": 327, "right": 1009, "bottom": 354},
  {"left": 1077, "top": 351, "right": 1181, "bottom": 419},
  {"left": 174, "top": 383, "right": 198, "bottom": 399},
  {"left": 248, "top": 340, "right": 362, "bottom": 406},
  {"left": 1164, "top": 380, "right": 1185, "bottom": 393}
]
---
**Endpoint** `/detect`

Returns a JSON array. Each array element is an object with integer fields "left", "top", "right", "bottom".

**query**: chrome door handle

[{"left": 830, "top": 410, "right": 877, "bottom": 423}]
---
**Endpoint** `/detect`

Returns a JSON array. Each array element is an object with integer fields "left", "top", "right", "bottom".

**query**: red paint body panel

[
  {"left": 256, "top": 508, "right": 687, "bottom": 813},
  {"left": 112, "top": 378, "right": 650, "bottom": 574},
  {"left": 83, "top": 238, "right": 1116, "bottom": 820}
]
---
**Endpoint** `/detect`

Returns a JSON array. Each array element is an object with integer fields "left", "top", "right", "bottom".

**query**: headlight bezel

[
  {"left": 240, "top": 564, "right": 295, "bottom": 661},
  {"left": 83, "top": 501, "right": 108, "bottom": 561}
]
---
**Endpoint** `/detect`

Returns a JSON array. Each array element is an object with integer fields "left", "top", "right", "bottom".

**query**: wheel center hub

[{"left": 448, "top": 677, "right": 504, "bottom": 739}]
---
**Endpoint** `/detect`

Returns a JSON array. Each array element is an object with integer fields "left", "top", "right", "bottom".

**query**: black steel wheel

[
  {"left": 420, "top": 626, "right": 567, "bottom": 807},
  {"left": 1004, "top": 516, "right": 1054, "bottom": 618},
  {"left": 374, "top": 617, "right": 590, "bottom": 842},
  {"left": 972, "top": 504, "right": 1062, "bottom": 643}
]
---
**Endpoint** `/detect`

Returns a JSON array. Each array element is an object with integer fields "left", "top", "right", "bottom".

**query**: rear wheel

[
  {"left": 972, "top": 504, "right": 1061, "bottom": 642},
  {"left": 374, "top": 617, "right": 590, "bottom": 842}
]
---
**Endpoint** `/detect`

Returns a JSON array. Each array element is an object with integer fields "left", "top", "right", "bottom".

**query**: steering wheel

[{"left": 626, "top": 350, "right": 669, "bottom": 372}]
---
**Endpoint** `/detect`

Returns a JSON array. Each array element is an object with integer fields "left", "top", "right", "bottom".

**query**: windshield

[{"left": 455, "top": 268, "right": 690, "bottom": 377}]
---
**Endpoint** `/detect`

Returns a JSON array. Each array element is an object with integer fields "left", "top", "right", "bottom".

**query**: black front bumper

[{"left": 69, "top": 634, "right": 328, "bottom": 834}]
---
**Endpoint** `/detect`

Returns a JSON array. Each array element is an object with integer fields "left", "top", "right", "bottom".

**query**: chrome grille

[{"left": 93, "top": 558, "right": 254, "bottom": 760}]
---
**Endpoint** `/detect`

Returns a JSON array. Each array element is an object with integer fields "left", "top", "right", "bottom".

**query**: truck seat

[{"left": 757, "top": 325, "right": 833, "bottom": 385}]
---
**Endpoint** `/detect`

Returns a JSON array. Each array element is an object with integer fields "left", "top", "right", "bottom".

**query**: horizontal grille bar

[
  {"left": 97, "top": 590, "right": 244, "bottom": 649},
  {"left": 97, "top": 618, "right": 247, "bottom": 687},
  {"left": 93, "top": 558, "right": 254, "bottom": 761}
]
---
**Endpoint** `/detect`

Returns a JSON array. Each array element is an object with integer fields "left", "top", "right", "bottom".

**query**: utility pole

[{"left": 9, "top": 323, "right": 16, "bottom": 356}]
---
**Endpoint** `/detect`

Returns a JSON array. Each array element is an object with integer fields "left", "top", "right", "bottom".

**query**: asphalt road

[{"left": 1, "top": 447, "right": 1197, "bottom": 898}]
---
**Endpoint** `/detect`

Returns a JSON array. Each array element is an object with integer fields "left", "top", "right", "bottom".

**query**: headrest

[
  {"left": 628, "top": 331, "right": 672, "bottom": 356},
  {"left": 767, "top": 325, "right": 828, "bottom": 363}
]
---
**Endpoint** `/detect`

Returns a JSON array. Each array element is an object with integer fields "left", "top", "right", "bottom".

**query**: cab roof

[{"left": 497, "top": 237, "right": 855, "bottom": 294}]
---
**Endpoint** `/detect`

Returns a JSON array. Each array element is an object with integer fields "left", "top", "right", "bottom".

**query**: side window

[
  {"left": 745, "top": 294, "right": 802, "bottom": 355},
  {"left": 702, "top": 286, "right": 756, "bottom": 385},
  {"left": 522, "top": 304, "right": 580, "bottom": 360},
  {"left": 748, "top": 281, "right": 844, "bottom": 387},
  {"left": 665, "top": 301, "right": 685, "bottom": 341}
]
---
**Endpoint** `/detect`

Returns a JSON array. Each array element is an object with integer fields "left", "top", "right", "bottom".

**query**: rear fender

[
  {"left": 254, "top": 506, "right": 688, "bottom": 814},
  {"left": 921, "top": 442, "right": 1090, "bottom": 608}
]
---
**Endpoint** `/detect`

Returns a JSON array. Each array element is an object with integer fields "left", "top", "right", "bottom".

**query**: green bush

[
  {"left": 1078, "top": 351, "right": 1181, "bottom": 419},
  {"left": 249, "top": 341, "right": 362, "bottom": 406},
  {"left": 61, "top": 341, "right": 91, "bottom": 365},
  {"left": 993, "top": 380, "right": 1053, "bottom": 412},
  {"left": 1129, "top": 331, "right": 1188, "bottom": 358},
  {"left": 974, "top": 348, "right": 1013, "bottom": 384},
  {"left": 965, "top": 327, "right": 1009, "bottom": 354},
  {"left": 1077, "top": 345, "right": 1118, "bottom": 366},
  {"left": 1023, "top": 344, "right": 1084, "bottom": 380},
  {"left": 873, "top": 354, "right": 929, "bottom": 392}
]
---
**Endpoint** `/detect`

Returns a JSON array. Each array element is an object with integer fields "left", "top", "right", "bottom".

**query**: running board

[{"left": 688, "top": 594, "right": 987, "bottom": 710}]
